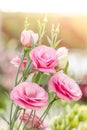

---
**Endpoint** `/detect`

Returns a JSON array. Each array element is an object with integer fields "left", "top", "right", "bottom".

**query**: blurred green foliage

[
  {"left": 51, "top": 103, "right": 87, "bottom": 130},
  {"left": 0, "top": 85, "right": 9, "bottom": 110}
]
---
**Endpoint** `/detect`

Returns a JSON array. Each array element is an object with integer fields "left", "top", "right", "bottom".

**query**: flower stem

[
  {"left": 37, "top": 97, "right": 57, "bottom": 128},
  {"left": 31, "top": 111, "right": 36, "bottom": 130},
  {"left": 15, "top": 54, "right": 25, "bottom": 86},
  {"left": 22, "top": 61, "right": 32, "bottom": 81},
  {"left": 18, "top": 109, "right": 25, "bottom": 130},
  {"left": 0, "top": 114, "right": 9, "bottom": 124},
  {"left": 9, "top": 53, "right": 25, "bottom": 129},
  {"left": 10, "top": 106, "right": 19, "bottom": 130},
  {"left": 10, "top": 101, "right": 13, "bottom": 125},
  {"left": 63, "top": 107, "right": 67, "bottom": 130},
  {"left": 23, "top": 110, "right": 33, "bottom": 130}
]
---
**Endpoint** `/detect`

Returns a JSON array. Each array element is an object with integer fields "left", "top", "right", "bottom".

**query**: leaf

[
  {"left": 64, "top": 61, "right": 69, "bottom": 74},
  {"left": 53, "top": 39, "right": 62, "bottom": 48},
  {"left": 48, "top": 90, "right": 56, "bottom": 103},
  {"left": 32, "top": 72, "right": 42, "bottom": 83},
  {"left": 55, "top": 24, "right": 60, "bottom": 33},
  {"left": 0, "top": 89, "right": 9, "bottom": 109},
  {"left": 38, "top": 73, "right": 50, "bottom": 87},
  {"left": 24, "top": 48, "right": 31, "bottom": 59},
  {"left": 47, "top": 36, "right": 52, "bottom": 46},
  {"left": 41, "top": 31, "right": 45, "bottom": 38}
]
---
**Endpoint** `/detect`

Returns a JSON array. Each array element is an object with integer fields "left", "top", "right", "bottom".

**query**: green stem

[
  {"left": 63, "top": 106, "right": 67, "bottom": 130},
  {"left": 10, "top": 101, "right": 13, "bottom": 125},
  {"left": 10, "top": 106, "right": 19, "bottom": 130},
  {"left": 31, "top": 111, "right": 36, "bottom": 130},
  {"left": 9, "top": 53, "right": 25, "bottom": 128},
  {"left": 9, "top": 52, "right": 33, "bottom": 130},
  {"left": 0, "top": 114, "right": 9, "bottom": 124},
  {"left": 37, "top": 97, "right": 57, "bottom": 128},
  {"left": 22, "top": 60, "right": 32, "bottom": 81},
  {"left": 17, "top": 75, "right": 24, "bottom": 84},
  {"left": 3, "top": 91, "right": 10, "bottom": 99},
  {"left": 23, "top": 110, "right": 33, "bottom": 130},
  {"left": 18, "top": 109, "right": 25, "bottom": 130},
  {"left": 15, "top": 54, "right": 25, "bottom": 86}
]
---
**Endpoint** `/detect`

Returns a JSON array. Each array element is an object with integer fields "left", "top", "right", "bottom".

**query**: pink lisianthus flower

[
  {"left": 10, "top": 82, "right": 48, "bottom": 110},
  {"left": 30, "top": 45, "right": 57, "bottom": 73},
  {"left": 56, "top": 47, "right": 68, "bottom": 69},
  {"left": 10, "top": 56, "right": 27, "bottom": 71},
  {"left": 21, "top": 30, "right": 38, "bottom": 47},
  {"left": 19, "top": 110, "right": 47, "bottom": 130},
  {"left": 48, "top": 71, "right": 82, "bottom": 101}
]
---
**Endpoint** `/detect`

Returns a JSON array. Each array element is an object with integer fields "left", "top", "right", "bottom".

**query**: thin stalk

[
  {"left": 10, "top": 54, "right": 25, "bottom": 128},
  {"left": 23, "top": 110, "right": 33, "bottom": 130},
  {"left": 15, "top": 54, "right": 25, "bottom": 86},
  {"left": 40, "top": 98, "right": 56, "bottom": 120},
  {"left": 10, "top": 106, "right": 19, "bottom": 130},
  {"left": 17, "top": 61, "right": 32, "bottom": 84},
  {"left": 18, "top": 109, "right": 25, "bottom": 130},
  {"left": 15, "top": 109, "right": 21, "bottom": 121},
  {"left": 63, "top": 107, "right": 67, "bottom": 130},
  {"left": 37, "top": 97, "right": 57, "bottom": 128},
  {"left": 22, "top": 61, "right": 32, "bottom": 81},
  {"left": 3, "top": 91, "right": 10, "bottom": 100},
  {"left": 0, "top": 114, "right": 9, "bottom": 124},
  {"left": 10, "top": 101, "right": 13, "bottom": 125},
  {"left": 40, "top": 103, "right": 52, "bottom": 123},
  {"left": 31, "top": 111, "right": 36, "bottom": 130},
  {"left": 23, "top": 60, "right": 32, "bottom": 74},
  {"left": 17, "top": 75, "right": 23, "bottom": 84}
]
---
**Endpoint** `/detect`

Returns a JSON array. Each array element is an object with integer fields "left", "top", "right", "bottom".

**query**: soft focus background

[{"left": 0, "top": 0, "right": 87, "bottom": 129}]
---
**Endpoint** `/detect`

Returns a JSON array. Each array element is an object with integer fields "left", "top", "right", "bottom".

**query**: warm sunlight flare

[{"left": 0, "top": 0, "right": 87, "bottom": 15}]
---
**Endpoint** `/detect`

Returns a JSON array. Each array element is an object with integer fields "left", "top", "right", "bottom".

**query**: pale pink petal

[
  {"left": 48, "top": 71, "right": 82, "bottom": 101},
  {"left": 10, "top": 82, "right": 48, "bottom": 110}
]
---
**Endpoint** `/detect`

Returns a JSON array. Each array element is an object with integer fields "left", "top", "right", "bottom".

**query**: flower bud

[
  {"left": 68, "top": 113, "right": 74, "bottom": 122},
  {"left": 78, "top": 106, "right": 87, "bottom": 121},
  {"left": 73, "top": 104, "right": 79, "bottom": 115},
  {"left": 56, "top": 47, "right": 68, "bottom": 69},
  {"left": 69, "top": 115, "right": 79, "bottom": 128},
  {"left": 10, "top": 56, "right": 27, "bottom": 71},
  {"left": 57, "top": 113, "right": 63, "bottom": 125},
  {"left": 21, "top": 29, "right": 38, "bottom": 47},
  {"left": 51, "top": 116, "right": 58, "bottom": 128}
]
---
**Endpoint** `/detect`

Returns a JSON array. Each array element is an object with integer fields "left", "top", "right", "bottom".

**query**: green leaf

[
  {"left": 64, "top": 61, "right": 69, "bottom": 74},
  {"left": 32, "top": 72, "right": 42, "bottom": 83},
  {"left": 0, "top": 88, "right": 9, "bottom": 109},
  {"left": 48, "top": 90, "right": 56, "bottom": 103},
  {"left": 24, "top": 48, "right": 31, "bottom": 59},
  {"left": 53, "top": 39, "right": 62, "bottom": 48},
  {"left": 38, "top": 73, "right": 50, "bottom": 87},
  {"left": 47, "top": 36, "right": 52, "bottom": 46},
  {"left": 55, "top": 24, "right": 60, "bottom": 33},
  {"left": 41, "top": 31, "right": 45, "bottom": 38}
]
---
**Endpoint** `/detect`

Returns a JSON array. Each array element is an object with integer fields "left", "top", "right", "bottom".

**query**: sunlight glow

[{"left": 0, "top": 0, "right": 87, "bottom": 15}]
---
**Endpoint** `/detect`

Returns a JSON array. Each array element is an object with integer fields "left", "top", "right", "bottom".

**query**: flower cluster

[{"left": 2, "top": 18, "right": 82, "bottom": 130}]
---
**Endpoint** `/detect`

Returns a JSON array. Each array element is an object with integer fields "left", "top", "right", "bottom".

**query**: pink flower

[
  {"left": 10, "top": 82, "right": 48, "bottom": 110},
  {"left": 21, "top": 30, "right": 38, "bottom": 47},
  {"left": 19, "top": 110, "right": 47, "bottom": 129},
  {"left": 30, "top": 45, "right": 57, "bottom": 73},
  {"left": 56, "top": 47, "right": 68, "bottom": 69},
  {"left": 48, "top": 71, "right": 82, "bottom": 101},
  {"left": 10, "top": 56, "right": 27, "bottom": 71}
]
